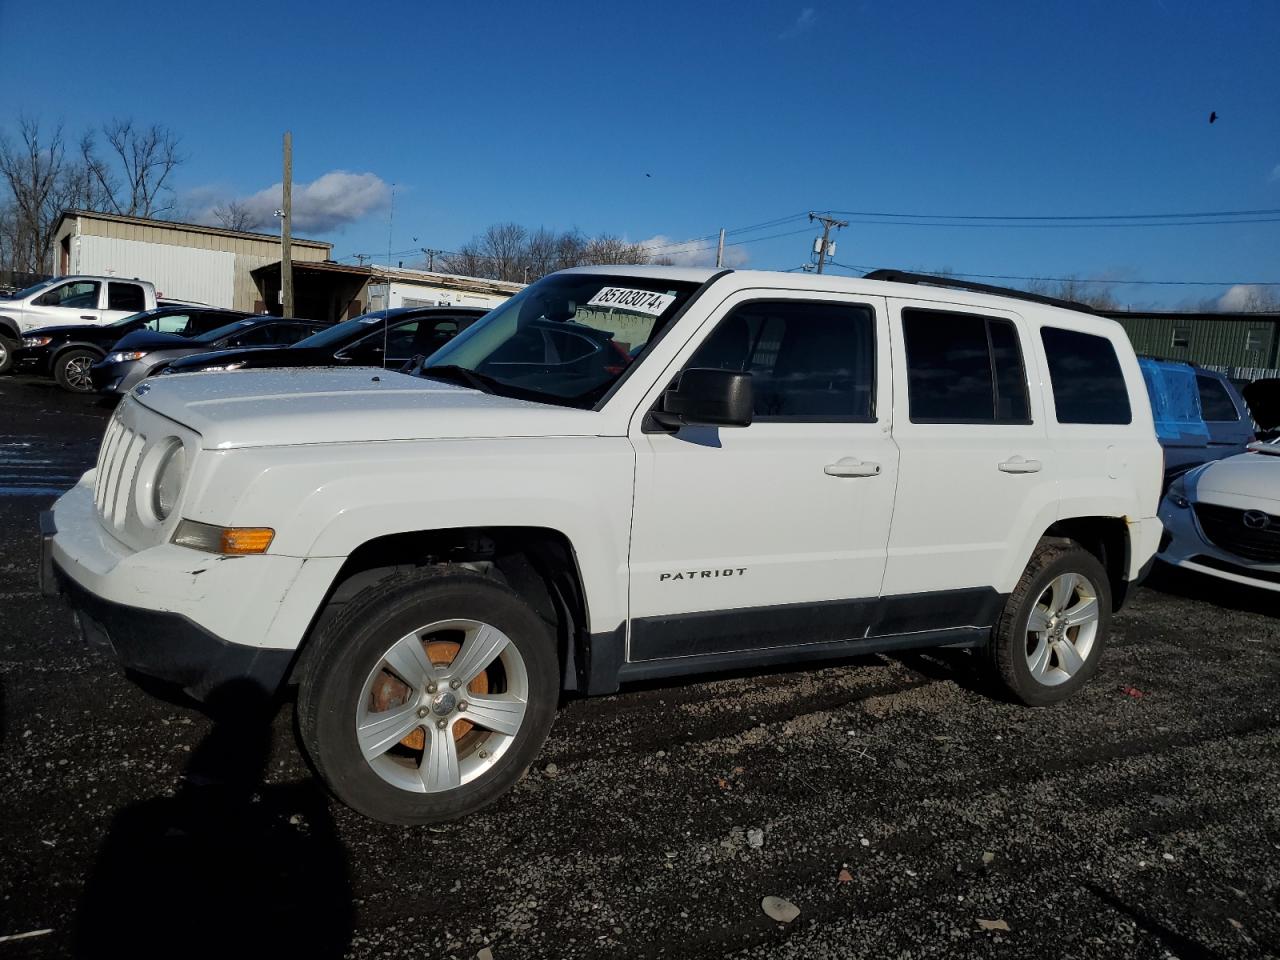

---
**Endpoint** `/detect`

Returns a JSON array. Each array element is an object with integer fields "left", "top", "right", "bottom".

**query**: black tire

[
  {"left": 0, "top": 333, "right": 16, "bottom": 375},
  {"left": 53, "top": 348, "right": 100, "bottom": 393},
  {"left": 985, "top": 539, "right": 1112, "bottom": 706},
  {"left": 297, "top": 568, "right": 559, "bottom": 825}
]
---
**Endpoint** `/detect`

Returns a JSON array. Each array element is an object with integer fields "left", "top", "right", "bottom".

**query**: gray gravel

[{"left": 1, "top": 375, "right": 1278, "bottom": 959}]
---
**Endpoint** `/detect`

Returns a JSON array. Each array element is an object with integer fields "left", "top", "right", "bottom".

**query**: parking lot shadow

[{"left": 74, "top": 680, "right": 353, "bottom": 959}]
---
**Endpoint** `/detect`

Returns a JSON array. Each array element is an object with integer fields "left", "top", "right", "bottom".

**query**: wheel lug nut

[
  {"left": 417, "top": 707, "right": 428, "bottom": 718},
  {"left": 449, "top": 678, "right": 461, "bottom": 690},
  {"left": 436, "top": 719, "right": 447, "bottom": 730},
  {"left": 427, "top": 683, "right": 437, "bottom": 694},
  {"left": 457, "top": 702, "right": 467, "bottom": 713}
]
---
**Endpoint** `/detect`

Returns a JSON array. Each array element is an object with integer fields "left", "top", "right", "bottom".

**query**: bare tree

[
  {"left": 0, "top": 117, "right": 111, "bottom": 273},
  {"left": 1025, "top": 276, "right": 1119, "bottom": 311},
  {"left": 435, "top": 223, "right": 657, "bottom": 282},
  {"left": 81, "top": 119, "right": 185, "bottom": 218},
  {"left": 211, "top": 200, "right": 264, "bottom": 232}
]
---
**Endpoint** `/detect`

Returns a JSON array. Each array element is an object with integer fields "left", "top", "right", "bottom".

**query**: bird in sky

[{"left": 1209, "top": 111, "right": 1218, "bottom": 124}]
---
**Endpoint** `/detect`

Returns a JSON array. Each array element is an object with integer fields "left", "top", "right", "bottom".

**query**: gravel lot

[{"left": 1, "top": 374, "right": 1278, "bottom": 960}]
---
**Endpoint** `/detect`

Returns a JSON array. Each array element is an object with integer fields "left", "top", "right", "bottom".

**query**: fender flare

[{"left": 0, "top": 316, "right": 19, "bottom": 340}]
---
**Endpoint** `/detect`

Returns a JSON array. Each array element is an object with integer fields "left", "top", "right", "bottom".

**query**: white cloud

[
  {"left": 190, "top": 170, "right": 391, "bottom": 234},
  {"left": 779, "top": 7, "right": 816, "bottom": 39},
  {"left": 1270, "top": 163, "right": 1280, "bottom": 182},
  {"left": 1217, "top": 283, "right": 1268, "bottom": 311},
  {"left": 640, "top": 234, "right": 751, "bottom": 268}
]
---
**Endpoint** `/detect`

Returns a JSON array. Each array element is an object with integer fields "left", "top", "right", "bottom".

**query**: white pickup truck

[
  {"left": 42, "top": 266, "right": 1163, "bottom": 824},
  {"left": 0, "top": 275, "right": 157, "bottom": 373}
]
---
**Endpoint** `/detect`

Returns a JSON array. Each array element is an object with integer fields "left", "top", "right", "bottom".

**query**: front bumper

[
  {"left": 40, "top": 482, "right": 342, "bottom": 699},
  {"left": 89, "top": 359, "right": 139, "bottom": 395},
  {"left": 1158, "top": 495, "right": 1280, "bottom": 593}
]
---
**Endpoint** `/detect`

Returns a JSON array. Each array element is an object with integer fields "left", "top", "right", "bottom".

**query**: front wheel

[
  {"left": 985, "top": 540, "right": 1111, "bottom": 706},
  {"left": 0, "top": 334, "right": 17, "bottom": 374},
  {"left": 54, "top": 348, "right": 101, "bottom": 393},
  {"left": 297, "top": 569, "right": 560, "bottom": 825}
]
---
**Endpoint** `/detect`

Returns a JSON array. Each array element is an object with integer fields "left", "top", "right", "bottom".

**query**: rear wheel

[
  {"left": 0, "top": 333, "right": 17, "bottom": 374},
  {"left": 986, "top": 540, "right": 1111, "bottom": 706},
  {"left": 297, "top": 569, "right": 559, "bottom": 825},
  {"left": 54, "top": 348, "right": 100, "bottom": 393}
]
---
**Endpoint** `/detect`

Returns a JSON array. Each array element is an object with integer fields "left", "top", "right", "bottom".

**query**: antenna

[{"left": 384, "top": 183, "right": 395, "bottom": 361}]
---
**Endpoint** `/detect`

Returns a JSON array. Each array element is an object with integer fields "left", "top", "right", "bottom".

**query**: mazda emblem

[{"left": 1242, "top": 510, "right": 1270, "bottom": 531}]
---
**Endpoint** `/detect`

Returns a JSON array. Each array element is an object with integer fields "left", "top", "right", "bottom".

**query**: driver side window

[
  {"left": 36, "top": 281, "right": 100, "bottom": 309},
  {"left": 684, "top": 300, "right": 877, "bottom": 422}
]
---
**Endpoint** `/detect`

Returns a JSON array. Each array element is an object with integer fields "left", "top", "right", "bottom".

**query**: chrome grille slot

[
  {"left": 97, "top": 421, "right": 141, "bottom": 527},
  {"left": 110, "top": 432, "right": 146, "bottom": 529},
  {"left": 94, "top": 417, "right": 125, "bottom": 513}
]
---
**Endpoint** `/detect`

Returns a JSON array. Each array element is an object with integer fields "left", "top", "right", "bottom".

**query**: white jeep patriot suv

[{"left": 41, "top": 266, "right": 1163, "bottom": 824}]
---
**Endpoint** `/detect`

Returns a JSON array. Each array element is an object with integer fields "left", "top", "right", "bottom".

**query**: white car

[
  {"left": 1158, "top": 440, "right": 1280, "bottom": 592},
  {"left": 41, "top": 266, "right": 1163, "bottom": 824}
]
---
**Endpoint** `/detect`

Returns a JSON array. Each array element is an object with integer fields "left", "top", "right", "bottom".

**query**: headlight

[
  {"left": 153, "top": 440, "right": 186, "bottom": 520},
  {"left": 106, "top": 350, "right": 148, "bottom": 363},
  {"left": 1166, "top": 475, "right": 1191, "bottom": 509},
  {"left": 22, "top": 335, "right": 52, "bottom": 347},
  {"left": 194, "top": 361, "right": 247, "bottom": 373}
]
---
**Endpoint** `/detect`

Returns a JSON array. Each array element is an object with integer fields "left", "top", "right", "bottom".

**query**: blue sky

[{"left": 2, "top": 0, "right": 1278, "bottom": 307}]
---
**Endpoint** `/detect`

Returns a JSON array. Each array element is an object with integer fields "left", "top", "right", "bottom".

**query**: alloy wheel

[
  {"left": 1024, "top": 572, "right": 1100, "bottom": 686},
  {"left": 355, "top": 618, "right": 529, "bottom": 794}
]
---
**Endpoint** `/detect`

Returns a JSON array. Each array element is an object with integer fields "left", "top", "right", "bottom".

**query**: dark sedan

[
  {"left": 90, "top": 315, "right": 330, "bottom": 396},
  {"left": 162, "top": 306, "right": 488, "bottom": 377},
  {"left": 14, "top": 305, "right": 257, "bottom": 393}
]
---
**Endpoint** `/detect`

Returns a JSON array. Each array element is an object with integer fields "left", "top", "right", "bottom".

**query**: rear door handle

[
  {"left": 81, "top": 315, "right": 96, "bottom": 321},
  {"left": 998, "top": 455, "right": 1042, "bottom": 474},
  {"left": 824, "top": 457, "right": 881, "bottom": 477}
]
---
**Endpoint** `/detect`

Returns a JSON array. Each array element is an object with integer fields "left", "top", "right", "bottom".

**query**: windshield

[
  {"left": 6, "top": 278, "right": 57, "bottom": 300},
  {"left": 109, "top": 307, "right": 162, "bottom": 328},
  {"left": 295, "top": 312, "right": 389, "bottom": 349},
  {"left": 194, "top": 318, "right": 259, "bottom": 343},
  {"left": 422, "top": 273, "right": 701, "bottom": 408}
]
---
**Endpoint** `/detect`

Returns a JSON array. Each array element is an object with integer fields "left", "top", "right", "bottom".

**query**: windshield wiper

[{"left": 420, "top": 364, "right": 501, "bottom": 395}]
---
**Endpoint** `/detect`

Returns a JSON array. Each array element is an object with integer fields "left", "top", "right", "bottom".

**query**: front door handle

[
  {"left": 81, "top": 315, "right": 96, "bottom": 321},
  {"left": 824, "top": 457, "right": 881, "bottom": 478},
  {"left": 998, "top": 455, "right": 1042, "bottom": 474}
]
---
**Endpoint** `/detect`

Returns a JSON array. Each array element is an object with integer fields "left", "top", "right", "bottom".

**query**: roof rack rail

[{"left": 861, "top": 269, "right": 1097, "bottom": 314}]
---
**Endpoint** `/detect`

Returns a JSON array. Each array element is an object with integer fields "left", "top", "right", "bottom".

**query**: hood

[
  {"left": 26, "top": 322, "right": 126, "bottom": 340},
  {"left": 109, "top": 329, "right": 192, "bottom": 351},
  {"left": 166, "top": 346, "right": 303, "bottom": 373},
  {"left": 1193, "top": 448, "right": 1280, "bottom": 505},
  {"left": 131, "top": 366, "right": 606, "bottom": 449}
]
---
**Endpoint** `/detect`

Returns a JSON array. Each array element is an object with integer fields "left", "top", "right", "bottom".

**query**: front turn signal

[{"left": 173, "top": 520, "right": 275, "bottom": 555}]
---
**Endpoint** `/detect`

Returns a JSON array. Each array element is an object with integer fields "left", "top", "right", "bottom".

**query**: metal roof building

[
  {"left": 1104, "top": 309, "right": 1280, "bottom": 377},
  {"left": 53, "top": 210, "right": 333, "bottom": 311}
]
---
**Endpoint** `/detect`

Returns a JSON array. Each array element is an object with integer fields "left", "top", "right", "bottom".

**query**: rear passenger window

[
  {"left": 686, "top": 300, "right": 875, "bottom": 421},
  {"left": 1040, "top": 327, "right": 1132, "bottom": 425},
  {"left": 1196, "top": 375, "right": 1240, "bottom": 422},
  {"left": 108, "top": 282, "right": 146, "bottom": 312},
  {"left": 902, "top": 309, "right": 1030, "bottom": 423}
]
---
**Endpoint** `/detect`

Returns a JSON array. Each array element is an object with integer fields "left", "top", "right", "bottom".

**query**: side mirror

[{"left": 652, "top": 368, "right": 753, "bottom": 429}]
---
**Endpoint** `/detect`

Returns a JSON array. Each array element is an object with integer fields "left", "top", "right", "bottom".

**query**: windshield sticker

[{"left": 586, "top": 287, "right": 676, "bottom": 316}]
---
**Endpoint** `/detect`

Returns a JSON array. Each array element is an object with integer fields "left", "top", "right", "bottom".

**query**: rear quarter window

[
  {"left": 1196, "top": 375, "right": 1240, "bottom": 422},
  {"left": 1040, "top": 326, "right": 1132, "bottom": 425}
]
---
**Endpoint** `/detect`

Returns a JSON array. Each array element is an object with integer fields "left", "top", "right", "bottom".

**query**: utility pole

[
  {"left": 281, "top": 131, "right": 294, "bottom": 317},
  {"left": 422, "top": 248, "right": 441, "bottom": 271},
  {"left": 354, "top": 254, "right": 370, "bottom": 267},
  {"left": 715, "top": 228, "right": 726, "bottom": 268},
  {"left": 808, "top": 212, "right": 847, "bottom": 274}
]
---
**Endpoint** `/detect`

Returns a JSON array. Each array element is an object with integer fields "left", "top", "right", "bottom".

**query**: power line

[
  {"left": 824, "top": 262, "right": 1280, "bottom": 287},
  {"left": 823, "top": 216, "right": 1280, "bottom": 229},
  {"left": 825, "top": 206, "right": 1280, "bottom": 222}
]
